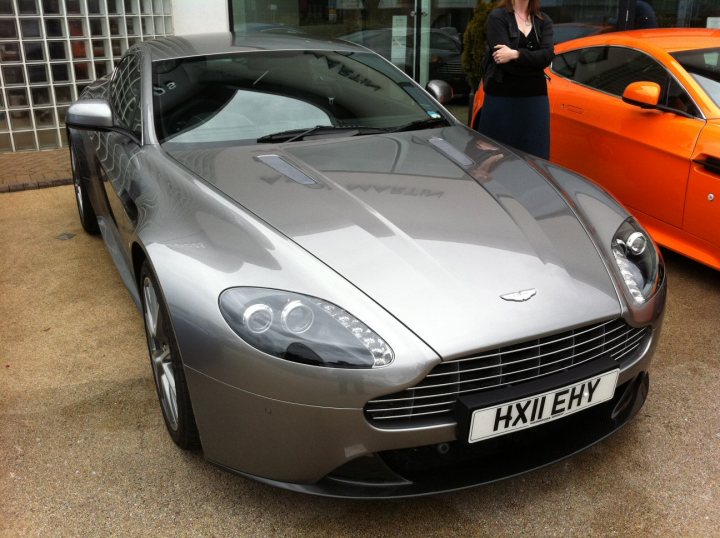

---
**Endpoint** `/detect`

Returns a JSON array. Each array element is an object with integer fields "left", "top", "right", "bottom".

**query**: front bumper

[
  {"left": 185, "top": 316, "right": 659, "bottom": 498},
  {"left": 236, "top": 370, "right": 649, "bottom": 498}
]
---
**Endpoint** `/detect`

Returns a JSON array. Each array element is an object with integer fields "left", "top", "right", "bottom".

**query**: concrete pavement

[{"left": 1, "top": 186, "right": 719, "bottom": 536}]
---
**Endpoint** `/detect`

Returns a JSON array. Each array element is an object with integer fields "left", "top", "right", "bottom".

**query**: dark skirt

[{"left": 477, "top": 94, "right": 550, "bottom": 160}]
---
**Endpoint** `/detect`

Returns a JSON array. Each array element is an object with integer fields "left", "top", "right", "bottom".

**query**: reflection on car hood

[{"left": 166, "top": 126, "right": 620, "bottom": 358}]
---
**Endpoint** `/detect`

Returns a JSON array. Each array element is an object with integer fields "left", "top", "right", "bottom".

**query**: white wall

[{"left": 172, "top": 0, "right": 229, "bottom": 35}]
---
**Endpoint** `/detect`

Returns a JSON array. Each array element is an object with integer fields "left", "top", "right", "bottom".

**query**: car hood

[{"left": 166, "top": 127, "right": 621, "bottom": 358}]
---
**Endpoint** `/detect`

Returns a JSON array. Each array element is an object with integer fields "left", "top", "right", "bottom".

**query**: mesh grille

[{"left": 365, "top": 319, "right": 649, "bottom": 426}]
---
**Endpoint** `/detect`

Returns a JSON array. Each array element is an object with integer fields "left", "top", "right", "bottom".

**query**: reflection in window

[{"left": 0, "top": 42, "right": 21, "bottom": 61}]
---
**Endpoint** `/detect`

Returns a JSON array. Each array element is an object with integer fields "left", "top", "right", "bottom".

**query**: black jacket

[{"left": 483, "top": 7, "right": 554, "bottom": 84}]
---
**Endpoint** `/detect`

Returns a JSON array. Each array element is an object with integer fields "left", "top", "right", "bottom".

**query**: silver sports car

[{"left": 66, "top": 33, "right": 666, "bottom": 498}]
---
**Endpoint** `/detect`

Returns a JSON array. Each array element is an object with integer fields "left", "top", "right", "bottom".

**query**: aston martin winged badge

[{"left": 500, "top": 288, "right": 537, "bottom": 302}]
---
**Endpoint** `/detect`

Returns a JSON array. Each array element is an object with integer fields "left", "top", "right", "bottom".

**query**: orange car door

[
  {"left": 686, "top": 121, "right": 720, "bottom": 250},
  {"left": 550, "top": 45, "right": 705, "bottom": 229}
]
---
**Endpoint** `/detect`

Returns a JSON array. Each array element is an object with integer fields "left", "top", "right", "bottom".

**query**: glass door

[{"left": 230, "top": 1, "right": 478, "bottom": 97}]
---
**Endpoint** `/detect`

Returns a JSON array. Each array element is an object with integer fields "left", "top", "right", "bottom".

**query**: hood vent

[
  {"left": 428, "top": 137, "right": 475, "bottom": 168},
  {"left": 255, "top": 154, "right": 320, "bottom": 186}
]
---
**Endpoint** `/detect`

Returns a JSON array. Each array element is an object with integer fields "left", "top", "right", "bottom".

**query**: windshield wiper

[
  {"left": 387, "top": 117, "right": 451, "bottom": 133},
  {"left": 257, "top": 125, "right": 384, "bottom": 143}
]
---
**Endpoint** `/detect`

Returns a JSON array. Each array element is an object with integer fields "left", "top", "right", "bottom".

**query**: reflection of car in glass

[
  {"left": 235, "top": 22, "right": 306, "bottom": 35},
  {"left": 66, "top": 33, "right": 665, "bottom": 498},
  {"left": 339, "top": 28, "right": 469, "bottom": 98},
  {"left": 474, "top": 29, "right": 720, "bottom": 270},
  {"left": 552, "top": 22, "right": 615, "bottom": 44}
]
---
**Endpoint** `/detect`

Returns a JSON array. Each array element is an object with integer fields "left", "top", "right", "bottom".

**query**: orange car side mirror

[{"left": 622, "top": 81, "right": 661, "bottom": 109}]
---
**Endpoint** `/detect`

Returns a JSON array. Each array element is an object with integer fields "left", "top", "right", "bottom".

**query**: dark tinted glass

[
  {"left": 152, "top": 50, "right": 441, "bottom": 145},
  {"left": 111, "top": 53, "right": 142, "bottom": 139},
  {"left": 554, "top": 45, "right": 701, "bottom": 117}
]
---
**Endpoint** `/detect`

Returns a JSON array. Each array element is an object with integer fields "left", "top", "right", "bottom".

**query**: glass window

[
  {"left": 38, "top": 129, "right": 59, "bottom": 148},
  {"left": 18, "top": 0, "right": 39, "bottom": 14},
  {"left": 111, "top": 53, "right": 142, "bottom": 139},
  {"left": 673, "top": 48, "right": 720, "bottom": 109},
  {"left": 42, "top": 0, "right": 61, "bottom": 14},
  {"left": 65, "top": 0, "right": 82, "bottom": 15},
  {"left": 68, "top": 18, "right": 85, "bottom": 37},
  {"left": 152, "top": 50, "right": 444, "bottom": 145},
  {"left": 0, "top": 134, "right": 12, "bottom": 152},
  {"left": 34, "top": 108, "right": 56, "bottom": 128},
  {"left": 51, "top": 63, "right": 70, "bottom": 82},
  {"left": 87, "top": 0, "right": 102, "bottom": 14},
  {"left": 48, "top": 41, "right": 68, "bottom": 60},
  {"left": 0, "top": 20, "right": 18, "bottom": 39},
  {"left": 3, "top": 65, "right": 26, "bottom": 85},
  {"left": 13, "top": 131, "right": 37, "bottom": 151},
  {"left": 20, "top": 19, "right": 41, "bottom": 39},
  {"left": 71, "top": 40, "right": 88, "bottom": 58},
  {"left": 10, "top": 109, "right": 33, "bottom": 129},
  {"left": 7, "top": 88, "right": 29, "bottom": 108},
  {"left": 73, "top": 61, "right": 91, "bottom": 80},
  {"left": 24, "top": 42, "right": 45, "bottom": 61},
  {"left": 92, "top": 39, "right": 109, "bottom": 57},
  {"left": 94, "top": 60, "right": 111, "bottom": 77},
  {"left": 27, "top": 64, "right": 49, "bottom": 83},
  {"left": 0, "top": 0, "right": 15, "bottom": 15},
  {"left": 55, "top": 85, "right": 73, "bottom": 103},
  {"left": 0, "top": 42, "right": 21, "bottom": 62},
  {"left": 553, "top": 45, "right": 701, "bottom": 117},
  {"left": 31, "top": 87, "right": 52, "bottom": 105},
  {"left": 89, "top": 18, "right": 106, "bottom": 36},
  {"left": 56, "top": 104, "right": 69, "bottom": 123},
  {"left": 107, "top": 0, "right": 121, "bottom": 14},
  {"left": 552, "top": 46, "right": 664, "bottom": 96},
  {"left": 45, "top": 18, "right": 65, "bottom": 38}
]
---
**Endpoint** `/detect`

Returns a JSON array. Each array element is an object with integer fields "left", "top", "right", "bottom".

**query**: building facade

[{"left": 1, "top": 0, "right": 718, "bottom": 153}]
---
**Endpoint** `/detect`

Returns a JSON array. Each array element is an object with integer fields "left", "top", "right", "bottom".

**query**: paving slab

[{"left": 0, "top": 149, "right": 72, "bottom": 193}]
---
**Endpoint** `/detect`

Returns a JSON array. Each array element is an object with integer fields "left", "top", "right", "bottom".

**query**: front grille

[{"left": 365, "top": 319, "right": 650, "bottom": 426}]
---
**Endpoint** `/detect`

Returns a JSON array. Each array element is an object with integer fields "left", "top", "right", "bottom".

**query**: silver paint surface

[{"left": 66, "top": 32, "right": 666, "bottom": 492}]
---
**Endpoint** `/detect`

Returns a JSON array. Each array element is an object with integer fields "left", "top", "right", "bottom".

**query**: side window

[
  {"left": 554, "top": 46, "right": 701, "bottom": 118},
  {"left": 573, "top": 46, "right": 664, "bottom": 96},
  {"left": 111, "top": 53, "right": 142, "bottom": 140}
]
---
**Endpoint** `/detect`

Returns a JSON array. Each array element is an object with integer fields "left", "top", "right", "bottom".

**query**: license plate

[{"left": 468, "top": 369, "right": 619, "bottom": 443}]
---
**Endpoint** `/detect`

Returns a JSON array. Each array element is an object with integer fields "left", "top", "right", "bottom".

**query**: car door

[
  {"left": 97, "top": 53, "right": 143, "bottom": 257},
  {"left": 550, "top": 45, "right": 705, "bottom": 230},
  {"left": 686, "top": 121, "right": 720, "bottom": 250}
]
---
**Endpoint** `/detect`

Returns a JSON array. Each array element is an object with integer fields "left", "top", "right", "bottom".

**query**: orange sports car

[{"left": 471, "top": 29, "right": 720, "bottom": 270}]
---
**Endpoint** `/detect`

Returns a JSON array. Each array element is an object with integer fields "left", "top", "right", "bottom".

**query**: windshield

[
  {"left": 672, "top": 47, "right": 720, "bottom": 108},
  {"left": 152, "top": 50, "right": 446, "bottom": 146}
]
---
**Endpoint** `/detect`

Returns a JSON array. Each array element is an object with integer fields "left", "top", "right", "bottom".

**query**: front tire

[
  {"left": 140, "top": 262, "right": 200, "bottom": 449},
  {"left": 70, "top": 144, "right": 100, "bottom": 235}
]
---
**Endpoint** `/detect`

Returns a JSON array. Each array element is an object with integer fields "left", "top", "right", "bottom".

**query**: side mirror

[
  {"left": 426, "top": 79, "right": 454, "bottom": 105},
  {"left": 66, "top": 99, "right": 113, "bottom": 130},
  {"left": 622, "top": 81, "right": 661, "bottom": 109}
]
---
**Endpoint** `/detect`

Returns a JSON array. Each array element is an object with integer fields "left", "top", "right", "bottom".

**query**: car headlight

[
  {"left": 611, "top": 218, "right": 661, "bottom": 304},
  {"left": 219, "top": 288, "right": 394, "bottom": 368}
]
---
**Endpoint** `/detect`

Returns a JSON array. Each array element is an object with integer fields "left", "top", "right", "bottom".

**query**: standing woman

[{"left": 478, "top": 0, "right": 554, "bottom": 159}]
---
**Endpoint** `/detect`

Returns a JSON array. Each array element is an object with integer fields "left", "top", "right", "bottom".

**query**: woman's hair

[{"left": 500, "top": 0, "right": 543, "bottom": 18}]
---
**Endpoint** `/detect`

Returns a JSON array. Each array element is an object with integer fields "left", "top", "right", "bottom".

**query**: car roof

[
  {"left": 555, "top": 28, "right": 720, "bottom": 54},
  {"left": 138, "top": 32, "right": 365, "bottom": 62}
]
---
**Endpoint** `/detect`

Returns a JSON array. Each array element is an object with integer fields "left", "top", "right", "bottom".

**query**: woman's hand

[{"left": 492, "top": 44, "right": 519, "bottom": 64}]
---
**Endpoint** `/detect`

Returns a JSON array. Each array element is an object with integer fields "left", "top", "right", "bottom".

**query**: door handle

[{"left": 692, "top": 156, "right": 720, "bottom": 176}]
